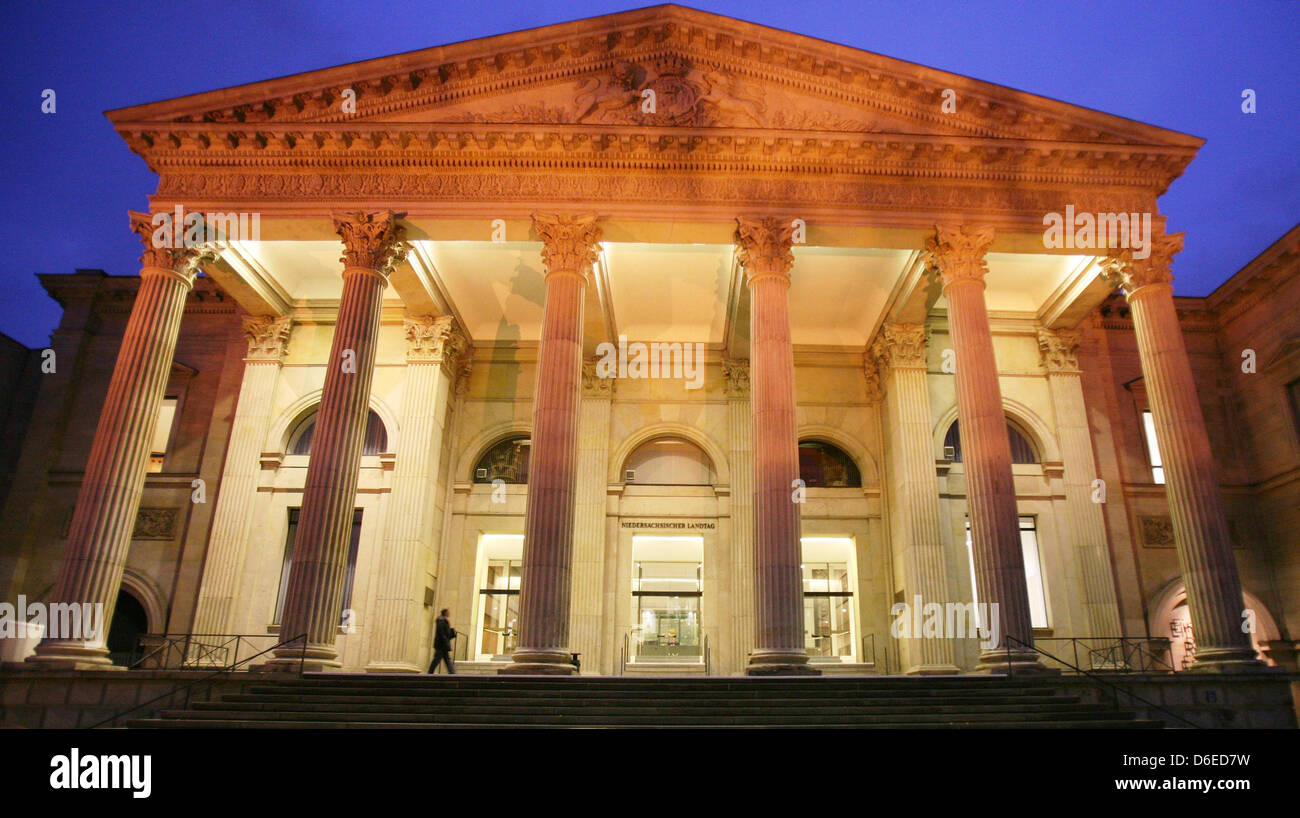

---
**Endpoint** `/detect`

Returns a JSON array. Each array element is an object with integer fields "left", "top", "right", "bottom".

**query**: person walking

[{"left": 428, "top": 609, "right": 457, "bottom": 674}]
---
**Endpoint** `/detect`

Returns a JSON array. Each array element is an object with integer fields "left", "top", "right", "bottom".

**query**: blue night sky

[{"left": 0, "top": 0, "right": 1296, "bottom": 348}]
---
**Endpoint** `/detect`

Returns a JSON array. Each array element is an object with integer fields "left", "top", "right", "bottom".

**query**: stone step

[
  {"left": 224, "top": 693, "right": 1080, "bottom": 708},
  {"left": 239, "top": 685, "right": 1058, "bottom": 702},
  {"left": 133, "top": 674, "right": 1158, "bottom": 730},
  {"left": 131, "top": 717, "right": 1162, "bottom": 729},
  {"left": 150, "top": 707, "right": 1136, "bottom": 725},
  {"left": 195, "top": 699, "right": 1096, "bottom": 716}
]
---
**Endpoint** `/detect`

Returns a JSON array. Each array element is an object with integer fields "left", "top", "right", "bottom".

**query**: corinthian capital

[
  {"left": 870, "top": 322, "right": 928, "bottom": 375},
  {"left": 532, "top": 214, "right": 601, "bottom": 279},
  {"left": 129, "top": 210, "right": 220, "bottom": 280},
  {"left": 243, "top": 315, "right": 292, "bottom": 362},
  {"left": 922, "top": 224, "right": 996, "bottom": 288},
  {"left": 404, "top": 314, "right": 467, "bottom": 367},
  {"left": 1036, "top": 327, "right": 1081, "bottom": 373},
  {"left": 1099, "top": 230, "right": 1183, "bottom": 295},
  {"left": 333, "top": 210, "right": 409, "bottom": 275},
  {"left": 734, "top": 217, "right": 795, "bottom": 281}
]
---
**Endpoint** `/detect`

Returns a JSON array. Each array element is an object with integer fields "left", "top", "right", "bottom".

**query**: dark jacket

[{"left": 434, "top": 616, "right": 456, "bottom": 652}]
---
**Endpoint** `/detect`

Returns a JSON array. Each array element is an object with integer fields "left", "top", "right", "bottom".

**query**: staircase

[{"left": 129, "top": 674, "right": 1162, "bottom": 728}]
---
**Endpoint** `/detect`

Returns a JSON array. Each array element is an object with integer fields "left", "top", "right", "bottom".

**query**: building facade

[{"left": 1, "top": 6, "right": 1296, "bottom": 679}]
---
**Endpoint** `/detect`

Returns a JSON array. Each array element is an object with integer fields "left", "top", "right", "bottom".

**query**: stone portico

[{"left": 0, "top": 6, "right": 1295, "bottom": 700}]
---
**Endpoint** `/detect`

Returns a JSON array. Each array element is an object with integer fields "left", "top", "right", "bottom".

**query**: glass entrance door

[{"left": 630, "top": 536, "right": 703, "bottom": 663}]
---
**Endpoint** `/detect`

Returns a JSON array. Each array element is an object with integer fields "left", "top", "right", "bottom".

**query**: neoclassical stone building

[{"left": 1, "top": 5, "right": 1296, "bottom": 680}]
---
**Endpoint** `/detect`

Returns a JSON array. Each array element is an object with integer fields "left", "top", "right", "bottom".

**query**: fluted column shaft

[
  {"left": 926, "top": 225, "right": 1043, "bottom": 672},
  {"left": 31, "top": 212, "right": 213, "bottom": 668},
  {"left": 1038, "top": 329, "right": 1122, "bottom": 638},
  {"left": 503, "top": 214, "right": 600, "bottom": 675},
  {"left": 569, "top": 367, "right": 612, "bottom": 673},
  {"left": 271, "top": 211, "right": 407, "bottom": 671},
  {"left": 725, "top": 360, "right": 755, "bottom": 675},
  {"left": 367, "top": 316, "right": 463, "bottom": 672},
  {"left": 192, "top": 317, "right": 291, "bottom": 637},
  {"left": 873, "top": 324, "right": 959, "bottom": 673},
  {"left": 736, "top": 217, "right": 816, "bottom": 675},
  {"left": 1104, "top": 232, "right": 1262, "bottom": 671}
]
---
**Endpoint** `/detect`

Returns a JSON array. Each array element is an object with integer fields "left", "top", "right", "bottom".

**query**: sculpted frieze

[{"left": 156, "top": 171, "right": 1153, "bottom": 218}]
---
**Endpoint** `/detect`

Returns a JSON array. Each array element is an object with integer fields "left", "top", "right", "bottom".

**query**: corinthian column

[
  {"left": 366, "top": 315, "right": 466, "bottom": 673},
  {"left": 735, "top": 217, "right": 817, "bottom": 675},
  {"left": 29, "top": 211, "right": 218, "bottom": 668},
  {"left": 192, "top": 316, "right": 292, "bottom": 637},
  {"left": 924, "top": 224, "right": 1044, "bottom": 673},
  {"left": 1036, "top": 328, "right": 1123, "bottom": 639},
  {"left": 501, "top": 214, "right": 601, "bottom": 675},
  {"left": 871, "top": 323, "right": 960, "bottom": 674},
  {"left": 1102, "top": 232, "right": 1265, "bottom": 671},
  {"left": 270, "top": 211, "right": 408, "bottom": 671},
  {"left": 724, "top": 357, "right": 755, "bottom": 675}
]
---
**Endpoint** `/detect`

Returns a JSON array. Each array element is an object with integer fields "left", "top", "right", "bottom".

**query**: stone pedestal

[
  {"left": 501, "top": 215, "right": 601, "bottom": 676},
  {"left": 28, "top": 212, "right": 217, "bottom": 669},
  {"left": 366, "top": 315, "right": 465, "bottom": 673},
  {"left": 192, "top": 316, "right": 292, "bottom": 638},
  {"left": 735, "top": 217, "right": 817, "bottom": 676},
  {"left": 1103, "top": 232, "right": 1266, "bottom": 672},
  {"left": 1037, "top": 328, "right": 1123, "bottom": 638},
  {"left": 925, "top": 225, "right": 1045, "bottom": 674},
  {"left": 269, "top": 211, "right": 408, "bottom": 672},
  {"left": 872, "top": 323, "right": 960, "bottom": 674}
]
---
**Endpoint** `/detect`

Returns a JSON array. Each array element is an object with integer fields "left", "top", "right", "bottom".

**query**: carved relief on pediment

[{"left": 422, "top": 57, "right": 899, "bottom": 132}]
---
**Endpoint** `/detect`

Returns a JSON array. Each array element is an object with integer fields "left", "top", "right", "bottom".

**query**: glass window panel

[
  {"left": 965, "top": 517, "right": 1048, "bottom": 629},
  {"left": 474, "top": 437, "right": 530, "bottom": 483},
  {"left": 147, "top": 396, "right": 179, "bottom": 473},
  {"left": 1019, "top": 518, "right": 1049, "bottom": 629},
  {"left": 1141, "top": 410, "right": 1165, "bottom": 484},
  {"left": 624, "top": 438, "right": 714, "bottom": 485},
  {"left": 275, "top": 508, "right": 362, "bottom": 626}
]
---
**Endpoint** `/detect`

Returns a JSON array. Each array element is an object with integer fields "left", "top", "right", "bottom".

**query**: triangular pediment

[{"left": 108, "top": 5, "right": 1199, "bottom": 148}]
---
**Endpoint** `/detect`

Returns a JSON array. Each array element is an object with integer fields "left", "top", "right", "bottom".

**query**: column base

[
  {"left": 1185, "top": 646, "right": 1277, "bottom": 674},
  {"left": 975, "top": 648, "right": 1059, "bottom": 676},
  {"left": 25, "top": 643, "right": 122, "bottom": 671},
  {"left": 498, "top": 649, "right": 577, "bottom": 676},
  {"left": 746, "top": 650, "right": 821, "bottom": 676},
  {"left": 905, "top": 663, "right": 963, "bottom": 676},
  {"left": 258, "top": 644, "right": 342, "bottom": 674},
  {"left": 364, "top": 662, "right": 423, "bottom": 674}
]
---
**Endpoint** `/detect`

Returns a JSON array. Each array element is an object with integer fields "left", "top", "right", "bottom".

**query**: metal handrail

[
  {"left": 130, "top": 633, "right": 285, "bottom": 670},
  {"left": 860, "top": 633, "right": 877, "bottom": 669},
  {"left": 90, "top": 633, "right": 308, "bottom": 729},
  {"left": 618, "top": 633, "right": 628, "bottom": 676},
  {"left": 1002, "top": 634, "right": 1200, "bottom": 729},
  {"left": 703, "top": 634, "right": 711, "bottom": 676},
  {"left": 1031, "top": 636, "right": 1176, "bottom": 673}
]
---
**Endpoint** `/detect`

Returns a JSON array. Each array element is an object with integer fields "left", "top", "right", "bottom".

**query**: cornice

[{"left": 118, "top": 125, "right": 1189, "bottom": 192}]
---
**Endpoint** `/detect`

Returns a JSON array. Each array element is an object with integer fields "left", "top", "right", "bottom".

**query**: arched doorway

[
  {"left": 1151, "top": 582, "right": 1280, "bottom": 669},
  {"left": 617, "top": 434, "right": 720, "bottom": 670},
  {"left": 107, "top": 590, "right": 149, "bottom": 667}
]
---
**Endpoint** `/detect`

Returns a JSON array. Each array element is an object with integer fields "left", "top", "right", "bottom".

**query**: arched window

[
  {"left": 943, "top": 419, "right": 1038, "bottom": 464},
  {"left": 475, "top": 436, "right": 531, "bottom": 484},
  {"left": 624, "top": 437, "right": 714, "bottom": 485},
  {"left": 289, "top": 409, "right": 387, "bottom": 456},
  {"left": 798, "top": 440, "right": 861, "bottom": 488}
]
